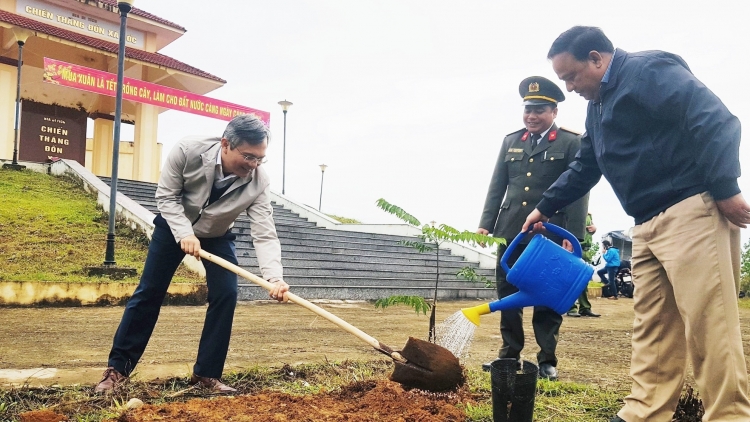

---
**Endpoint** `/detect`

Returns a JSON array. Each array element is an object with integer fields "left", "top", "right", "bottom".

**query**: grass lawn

[{"left": 0, "top": 168, "right": 201, "bottom": 284}]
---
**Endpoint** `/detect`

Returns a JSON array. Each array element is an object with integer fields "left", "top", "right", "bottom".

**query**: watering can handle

[{"left": 501, "top": 222, "right": 582, "bottom": 274}]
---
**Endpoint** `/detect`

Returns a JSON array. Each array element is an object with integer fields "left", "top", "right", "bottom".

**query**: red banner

[{"left": 42, "top": 58, "right": 270, "bottom": 124}]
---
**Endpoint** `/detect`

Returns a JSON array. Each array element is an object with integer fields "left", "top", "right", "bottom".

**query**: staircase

[{"left": 101, "top": 178, "right": 497, "bottom": 301}]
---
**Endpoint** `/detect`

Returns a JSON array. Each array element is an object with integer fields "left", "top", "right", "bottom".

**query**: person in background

[
  {"left": 568, "top": 212, "right": 600, "bottom": 316},
  {"left": 524, "top": 25, "right": 750, "bottom": 421},
  {"left": 94, "top": 115, "right": 290, "bottom": 395},
  {"left": 477, "top": 75, "right": 589, "bottom": 381},
  {"left": 597, "top": 240, "right": 620, "bottom": 299}
]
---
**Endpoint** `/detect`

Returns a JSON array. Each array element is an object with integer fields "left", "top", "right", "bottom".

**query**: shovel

[{"left": 198, "top": 250, "right": 464, "bottom": 392}]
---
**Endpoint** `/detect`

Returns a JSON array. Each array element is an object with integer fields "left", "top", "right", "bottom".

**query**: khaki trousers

[{"left": 618, "top": 193, "right": 750, "bottom": 422}]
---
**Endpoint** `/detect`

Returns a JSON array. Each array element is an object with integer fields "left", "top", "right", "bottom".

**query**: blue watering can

[{"left": 462, "top": 223, "right": 594, "bottom": 326}]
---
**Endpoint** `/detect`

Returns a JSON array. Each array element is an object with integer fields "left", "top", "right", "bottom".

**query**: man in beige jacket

[{"left": 95, "top": 114, "right": 289, "bottom": 394}]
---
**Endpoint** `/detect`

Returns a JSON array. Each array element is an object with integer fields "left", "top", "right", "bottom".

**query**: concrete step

[
  {"left": 235, "top": 243, "right": 470, "bottom": 260},
  {"left": 120, "top": 196, "right": 298, "bottom": 217},
  {"left": 237, "top": 274, "right": 488, "bottom": 288},
  {"left": 238, "top": 252, "right": 479, "bottom": 268},
  {"left": 236, "top": 284, "right": 496, "bottom": 301},
  {"left": 257, "top": 237, "right": 459, "bottom": 254},
  {"left": 234, "top": 222, "right": 416, "bottom": 242},
  {"left": 236, "top": 246, "right": 469, "bottom": 263},
  {"left": 238, "top": 266, "right": 491, "bottom": 280},
  {"left": 234, "top": 232, "right": 419, "bottom": 249},
  {"left": 238, "top": 255, "right": 493, "bottom": 273}
]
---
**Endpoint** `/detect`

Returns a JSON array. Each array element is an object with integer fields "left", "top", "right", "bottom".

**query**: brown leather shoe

[
  {"left": 94, "top": 367, "right": 127, "bottom": 394},
  {"left": 189, "top": 374, "right": 237, "bottom": 394}
]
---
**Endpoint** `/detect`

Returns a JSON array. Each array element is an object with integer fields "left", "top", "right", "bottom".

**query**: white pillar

[
  {"left": 0, "top": 63, "right": 15, "bottom": 160},
  {"left": 91, "top": 118, "right": 114, "bottom": 176},
  {"left": 132, "top": 103, "right": 159, "bottom": 182}
]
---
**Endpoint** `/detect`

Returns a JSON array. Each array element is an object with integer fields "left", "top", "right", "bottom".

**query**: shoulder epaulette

[
  {"left": 506, "top": 128, "right": 526, "bottom": 137},
  {"left": 559, "top": 127, "right": 582, "bottom": 135}
]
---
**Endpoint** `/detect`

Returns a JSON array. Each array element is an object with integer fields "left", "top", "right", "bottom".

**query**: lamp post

[
  {"left": 318, "top": 164, "right": 327, "bottom": 211},
  {"left": 277, "top": 100, "right": 292, "bottom": 195},
  {"left": 3, "top": 30, "right": 31, "bottom": 171},
  {"left": 103, "top": 0, "right": 135, "bottom": 266}
]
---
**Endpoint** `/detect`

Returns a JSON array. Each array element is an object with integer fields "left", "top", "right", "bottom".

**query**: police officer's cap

[{"left": 519, "top": 76, "right": 565, "bottom": 106}]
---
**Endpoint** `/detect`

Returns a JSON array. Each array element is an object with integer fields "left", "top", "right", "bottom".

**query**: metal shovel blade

[{"left": 389, "top": 337, "right": 465, "bottom": 391}]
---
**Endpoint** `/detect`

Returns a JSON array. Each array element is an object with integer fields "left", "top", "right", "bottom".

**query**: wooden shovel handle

[{"left": 198, "top": 250, "right": 407, "bottom": 363}]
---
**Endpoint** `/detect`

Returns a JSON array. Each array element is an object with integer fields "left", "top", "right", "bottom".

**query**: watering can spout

[
  {"left": 461, "top": 291, "right": 537, "bottom": 326},
  {"left": 461, "top": 303, "right": 490, "bottom": 326}
]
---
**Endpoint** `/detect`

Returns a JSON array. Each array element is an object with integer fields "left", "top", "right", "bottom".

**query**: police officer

[{"left": 477, "top": 76, "right": 588, "bottom": 380}]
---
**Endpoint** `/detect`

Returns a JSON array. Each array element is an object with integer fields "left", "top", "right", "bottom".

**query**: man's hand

[
  {"left": 180, "top": 235, "right": 201, "bottom": 259},
  {"left": 269, "top": 279, "right": 290, "bottom": 303},
  {"left": 716, "top": 193, "right": 750, "bottom": 228},
  {"left": 562, "top": 239, "right": 574, "bottom": 253},
  {"left": 521, "top": 209, "right": 549, "bottom": 233},
  {"left": 476, "top": 228, "right": 490, "bottom": 247},
  {"left": 586, "top": 224, "right": 597, "bottom": 234}
]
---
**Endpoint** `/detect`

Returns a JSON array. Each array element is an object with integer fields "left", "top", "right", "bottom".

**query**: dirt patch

[
  {"left": 18, "top": 410, "right": 67, "bottom": 422},
  {"left": 114, "top": 380, "right": 467, "bottom": 422}
]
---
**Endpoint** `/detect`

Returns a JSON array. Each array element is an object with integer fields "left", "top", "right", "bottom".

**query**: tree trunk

[{"left": 428, "top": 242, "right": 439, "bottom": 342}]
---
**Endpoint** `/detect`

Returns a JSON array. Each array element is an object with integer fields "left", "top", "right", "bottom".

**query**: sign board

[
  {"left": 18, "top": 100, "right": 88, "bottom": 164},
  {"left": 17, "top": 0, "right": 145, "bottom": 49},
  {"left": 43, "top": 58, "right": 271, "bottom": 124}
]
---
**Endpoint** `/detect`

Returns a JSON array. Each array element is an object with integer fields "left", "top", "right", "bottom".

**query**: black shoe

[
  {"left": 579, "top": 309, "right": 601, "bottom": 317},
  {"left": 610, "top": 416, "right": 626, "bottom": 422},
  {"left": 566, "top": 311, "right": 581, "bottom": 317},
  {"left": 538, "top": 363, "right": 558, "bottom": 381}
]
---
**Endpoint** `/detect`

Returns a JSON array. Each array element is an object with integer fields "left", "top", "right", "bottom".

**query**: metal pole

[
  {"left": 318, "top": 169, "right": 324, "bottom": 211},
  {"left": 104, "top": 2, "right": 132, "bottom": 266},
  {"left": 10, "top": 41, "right": 24, "bottom": 166},
  {"left": 282, "top": 109, "right": 287, "bottom": 195}
]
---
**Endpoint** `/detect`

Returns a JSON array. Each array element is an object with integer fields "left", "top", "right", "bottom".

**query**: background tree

[
  {"left": 741, "top": 239, "right": 750, "bottom": 295},
  {"left": 375, "top": 198, "right": 504, "bottom": 342}
]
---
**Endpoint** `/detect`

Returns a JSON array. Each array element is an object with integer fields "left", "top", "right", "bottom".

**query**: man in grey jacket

[{"left": 95, "top": 114, "right": 289, "bottom": 394}]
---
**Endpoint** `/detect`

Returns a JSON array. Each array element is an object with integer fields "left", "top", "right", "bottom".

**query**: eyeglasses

[{"left": 237, "top": 151, "right": 267, "bottom": 165}]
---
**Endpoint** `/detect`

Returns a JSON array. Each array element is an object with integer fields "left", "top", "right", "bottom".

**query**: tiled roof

[
  {"left": 97, "top": 0, "right": 186, "bottom": 31},
  {"left": 0, "top": 10, "right": 225, "bottom": 83}
]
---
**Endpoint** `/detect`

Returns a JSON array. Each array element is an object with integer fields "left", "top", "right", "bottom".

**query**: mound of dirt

[
  {"left": 115, "top": 380, "right": 469, "bottom": 421},
  {"left": 19, "top": 410, "right": 67, "bottom": 422}
]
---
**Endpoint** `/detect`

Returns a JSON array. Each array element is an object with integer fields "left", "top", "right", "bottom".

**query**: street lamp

[
  {"left": 277, "top": 100, "right": 292, "bottom": 195},
  {"left": 318, "top": 164, "right": 327, "bottom": 211},
  {"left": 103, "top": 0, "right": 135, "bottom": 266},
  {"left": 3, "top": 29, "right": 32, "bottom": 171}
]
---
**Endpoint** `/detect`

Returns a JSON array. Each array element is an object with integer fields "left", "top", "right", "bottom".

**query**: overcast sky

[{"left": 128, "top": 0, "right": 749, "bottom": 247}]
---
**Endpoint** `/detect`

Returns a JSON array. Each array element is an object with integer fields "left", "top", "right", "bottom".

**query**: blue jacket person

[{"left": 524, "top": 26, "right": 750, "bottom": 422}]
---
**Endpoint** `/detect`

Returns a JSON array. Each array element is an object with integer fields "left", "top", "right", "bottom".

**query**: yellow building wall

[
  {"left": 0, "top": 64, "right": 16, "bottom": 161},
  {"left": 85, "top": 138, "right": 161, "bottom": 181}
]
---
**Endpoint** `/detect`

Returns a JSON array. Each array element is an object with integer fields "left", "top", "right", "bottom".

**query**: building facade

[{"left": 0, "top": 0, "right": 226, "bottom": 182}]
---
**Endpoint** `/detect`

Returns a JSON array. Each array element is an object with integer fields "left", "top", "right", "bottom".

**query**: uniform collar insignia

[
  {"left": 521, "top": 131, "right": 529, "bottom": 141},
  {"left": 548, "top": 130, "right": 557, "bottom": 141}
]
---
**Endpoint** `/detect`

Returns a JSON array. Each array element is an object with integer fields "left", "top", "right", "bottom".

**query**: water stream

[{"left": 435, "top": 311, "right": 476, "bottom": 359}]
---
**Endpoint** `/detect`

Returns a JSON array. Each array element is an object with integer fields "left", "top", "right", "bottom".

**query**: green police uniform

[{"left": 478, "top": 76, "right": 589, "bottom": 371}]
